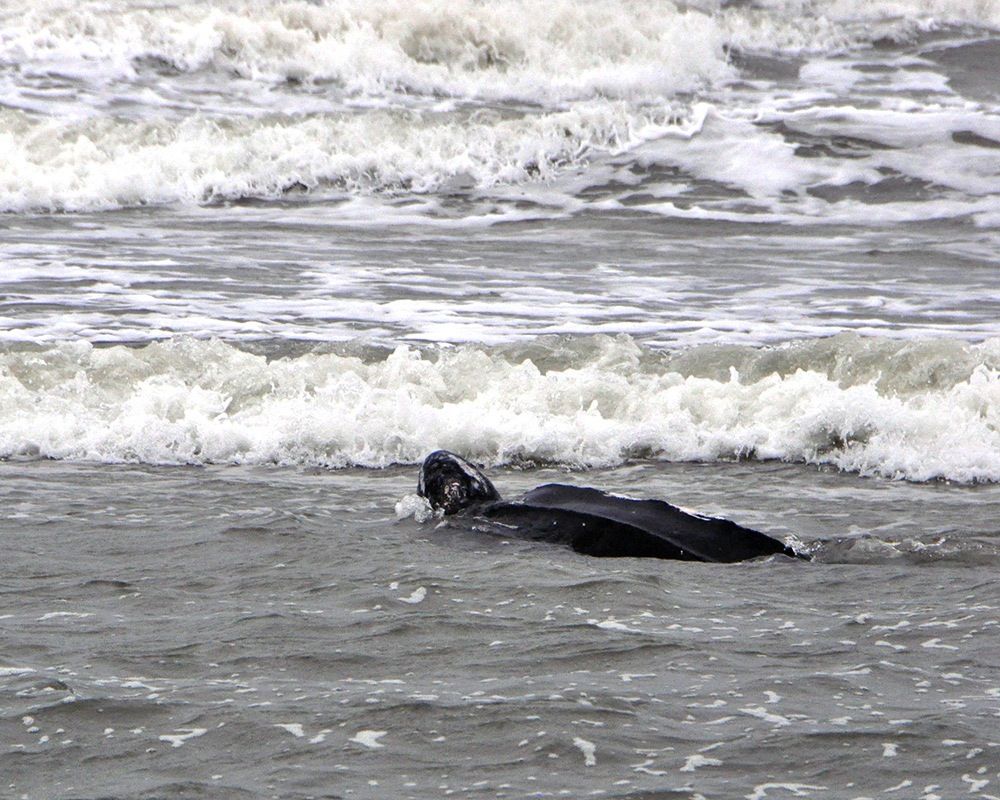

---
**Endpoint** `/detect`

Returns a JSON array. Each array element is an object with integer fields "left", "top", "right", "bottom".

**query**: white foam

[
  {"left": 395, "top": 494, "right": 436, "bottom": 523},
  {"left": 0, "top": 102, "right": 696, "bottom": 212},
  {"left": 6, "top": 92, "right": 996, "bottom": 224},
  {"left": 4, "top": 0, "right": 997, "bottom": 112},
  {"left": 591, "top": 618, "right": 642, "bottom": 633},
  {"left": 3, "top": 1, "right": 996, "bottom": 220},
  {"left": 573, "top": 736, "right": 597, "bottom": 766},
  {"left": 747, "top": 784, "right": 828, "bottom": 800},
  {"left": 822, "top": 0, "right": 1000, "bottom": 29},
  {"left": 0, "top": 0, "right": 730, "bottom": 105},
  {"left": 625, "top": 101, "right": 1000, "bottom": 226},
  {"left": 158, "top": 728, "right": 207, "bottom": 748},
  {"left": 722, "top": 0, "right": 1000, "bottom": 55},
  {"left": 0, "top": 667, "right": 34, "bottom": 676},
  {"left": 0, "top": 0, "right": 729, "bottom": 213},
  {"left": 398, "top": 587, "right": 428, "bottom": 604},
  {"left": 761, "top": 103, "right": 1000, "bottom": 196},
  {"left": 740, "top": 706, "right": 792, "bottom": 727},
  {"left": 921, "top": 638, "right": 959, "bottom": 650},
  {"left": 349, "top": 729, "right": 386, "bottom": 749},
  {"left": 635, "top": 107, "right": 870, "bottom": 200},
  {"left": 680, "top": 754, "right": 723, "bottom": 772},
  {"left": 0, "top": 336, "right": 997, "bottom": 483}
]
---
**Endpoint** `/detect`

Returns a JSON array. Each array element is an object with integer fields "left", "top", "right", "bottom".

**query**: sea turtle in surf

[{"left": 417, "top": 450, "right": 803, "bottom": 562}]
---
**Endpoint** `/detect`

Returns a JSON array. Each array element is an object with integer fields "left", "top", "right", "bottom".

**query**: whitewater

[
  {"left": 2, "top": 2, "right": 1000, "bottom": 800},
  {"left": 1, "top": 335, "right": 999, "bottom": 482}
]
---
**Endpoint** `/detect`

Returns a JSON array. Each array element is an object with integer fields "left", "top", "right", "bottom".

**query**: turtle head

[{"left": 418, "top": 450, "right": 500, "bottom": 514}]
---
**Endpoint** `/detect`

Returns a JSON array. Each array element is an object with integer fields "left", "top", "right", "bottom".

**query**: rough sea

[{"left": 2, "top": 1, "right": 1000, "bottom": 798}]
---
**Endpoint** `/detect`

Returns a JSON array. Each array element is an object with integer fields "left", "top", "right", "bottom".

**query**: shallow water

[
  {"left": 3, "top": 1, "right": 1000, "bottom": 798},
  {"left": 3, "top": 209, "right": 1000, "bottom": 346},
  {"left": 3, "top": 461, "right": 1000, "bottom": 798}
]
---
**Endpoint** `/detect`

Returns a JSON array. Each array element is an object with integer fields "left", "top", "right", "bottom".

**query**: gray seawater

[
  {"left": 3, "top": 1, "right": 1000, "bottom": 798},
  {"left": 3, "top": 208, "right": 999, "bottom": 346},
  {"left": 3, "top": 461, "right": 1000, "bottom": 799}
]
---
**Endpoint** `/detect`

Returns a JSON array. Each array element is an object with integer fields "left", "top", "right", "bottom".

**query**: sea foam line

[{"left": 0, "top": 336, "right": 997, "bottom": 482}]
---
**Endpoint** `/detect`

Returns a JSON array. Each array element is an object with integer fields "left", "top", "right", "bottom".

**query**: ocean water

[{"left": 2, "top": 1, "right": 1000, "bottom": 798}]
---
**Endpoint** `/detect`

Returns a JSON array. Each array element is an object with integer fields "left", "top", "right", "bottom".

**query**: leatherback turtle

[{"left": 417, "top": 450, "right": 802, "bottom": 562}]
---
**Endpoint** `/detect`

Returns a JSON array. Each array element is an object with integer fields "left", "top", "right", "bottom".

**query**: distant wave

[
  {"left": 0, "top": 335, "right": 997, "bottom": 482},
  {"left": 0, "top": 0, "right": 731, "bottom": 102},
  {"left": 3, "top": 1, "right": 1000, "bottom": 216},
  {"left": 0, "top": 103, "right": 697, "bottom": 212},
  {"left": 3, "top": 101, "right": 999, "bottom": 221},
  {"left": 3, "top": 0, "right": 998, "bottom": 97}
]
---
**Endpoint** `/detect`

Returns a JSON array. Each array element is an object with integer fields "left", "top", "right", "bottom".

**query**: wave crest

[
  {"left": 1, "top": 0, "right": 730, "bottom": 102},
  {"left": 1, "top": 335, "right": 997, "bottom": 482}
]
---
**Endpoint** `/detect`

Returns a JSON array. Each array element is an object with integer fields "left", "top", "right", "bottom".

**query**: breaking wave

[
  {"left": 3, "top": 0, "right": 1000, "bottom": 214},
  {"left": 4, "top": 0, "right": 998, "bottom": 97},
  {"left": 1, "top": 334, "right": 997, "bottom": 482},
  {"left": 0, "top": 0, "right": 731, "bottom": 102},
  {"left": 0, "top": 103, "right": 695, "bottom": 212}
]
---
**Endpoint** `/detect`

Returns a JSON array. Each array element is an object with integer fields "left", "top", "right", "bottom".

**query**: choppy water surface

[
  {"left": 2, "top": 1, "right": 1000, "bottom": 798},
  {"left": 3, "top": 461, "right": 1000, "bottom": 800}
]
